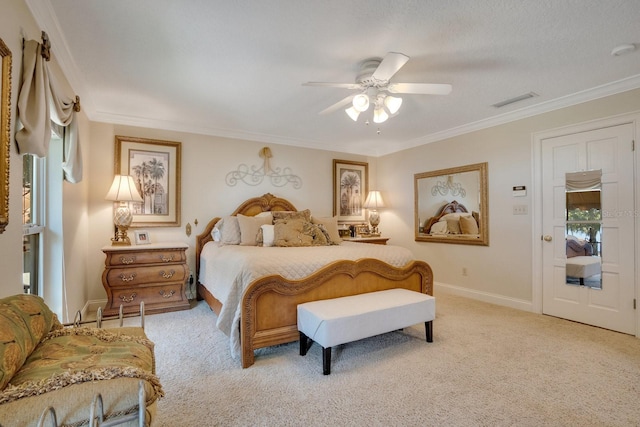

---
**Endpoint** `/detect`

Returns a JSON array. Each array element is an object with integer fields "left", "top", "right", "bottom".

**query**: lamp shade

[
  {"left": 384, "top": 95, "right": 402, "bottom": 114},
  {"left": 352, "top": 93, "right": 370, "bottom": 112},
  {"left": 105, "top": 175, "right": 143, "bottom": 202},
  {"left": 363, "top": 191, "right": 385, "bottom": 209},
  {"left": 345, "top": 106, "right": 360, "bottom": 121},
  {"left": 373, "top": 107, "right": 388, "bottom": 123}
]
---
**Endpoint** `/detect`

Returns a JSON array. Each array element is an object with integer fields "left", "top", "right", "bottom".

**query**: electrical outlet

[{"left": 513, "top": 205, "right": 528, "bottom": 215}]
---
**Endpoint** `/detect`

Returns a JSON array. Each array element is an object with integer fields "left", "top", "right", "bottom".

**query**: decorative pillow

[
  {"left": 257, "top": 224, "right": 275, "bottom": 247},
  {"left": 438, "top": 212, "right": 471, "bottom": 222},
  {"left": 430, "top": 221, "right": 448, "bottom": 235},
  {"left": 212, "top": 216, "right": 241, "bottom": 245},
  {"left": 311, "top": 216, "right": 342, "bottom": 244},
  {"left": 0, "top": 295, "right": 60, "bottom": 390},
  {"left": 273, "top": 218, "right": 329, "bottom": 247},
  {"left": 446, "top": 218, "right": 461, "bottom": 234},
  {"left": 460, "top": 215, "right": 479, "bottom": 234},
  {"left": 237, "top": 214, "right": 273, "bottom": 246},
  {"left": 472, "top": 211, "right": 480, "bottom": 231},
  {"left": 272, "top": 209, "right": 311, "bottom": 222}
]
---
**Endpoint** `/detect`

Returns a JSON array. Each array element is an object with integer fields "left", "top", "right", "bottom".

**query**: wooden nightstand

[
  {"left": 102, "top": 242, "right": 190, "bottom": 316},
  {"left": 343, "top": 236, "right": 390, "bottom": 245}
]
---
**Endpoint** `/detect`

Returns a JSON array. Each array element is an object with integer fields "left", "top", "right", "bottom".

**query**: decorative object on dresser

[
  {"left": 102, "top": 242, "right": 190, "bottom": 316},
  {"left": 363, "top": 190, "right": 385, "bottom": 236},
  {"left": 105, "top": 175, "right": 143, "bottom": 245}
]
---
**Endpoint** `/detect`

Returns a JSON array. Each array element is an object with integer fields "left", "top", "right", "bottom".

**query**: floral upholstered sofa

[{"left": 0, "top": 294, "right": 163, "bottom": 426}]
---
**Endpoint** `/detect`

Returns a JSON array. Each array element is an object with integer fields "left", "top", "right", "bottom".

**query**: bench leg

[
  {"left": 425, "top": 321, "right": 433, "bottom": 343},
  {"left": 299, "top": 332, "right": 309, "bottom": 356},
  {"left": 323, "top": 347, "right": 332, "bottom": 375}
]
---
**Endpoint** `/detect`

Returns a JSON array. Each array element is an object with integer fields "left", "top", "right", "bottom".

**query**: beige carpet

[{"left": 129, "top": 293, "right": 640, "bottom": 426}]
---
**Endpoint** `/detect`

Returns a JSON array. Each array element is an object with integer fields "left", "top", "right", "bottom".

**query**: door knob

[{"left": 543, "top": 235, "right": 552, "bottom": 242}]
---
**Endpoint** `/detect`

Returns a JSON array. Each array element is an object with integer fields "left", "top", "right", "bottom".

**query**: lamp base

[
  {"left": 111, "top": 225, "right": 132, "bottom": 246},
  {"left": 369, "top": 210, "right": 380, "bottom": 235},
  {"left": 112, "top": 204, "right": 133, "bottom": 246}
]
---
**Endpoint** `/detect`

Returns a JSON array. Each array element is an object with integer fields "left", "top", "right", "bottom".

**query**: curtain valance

[{"left": 16, "top": 38, "right": 83, "bottom": 183}]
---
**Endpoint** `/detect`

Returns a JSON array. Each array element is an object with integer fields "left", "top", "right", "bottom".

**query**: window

[{"left": 22, "top": 153, "right": 44, "bottom": 294}]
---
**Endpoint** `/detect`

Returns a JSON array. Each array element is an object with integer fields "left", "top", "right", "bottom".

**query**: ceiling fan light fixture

[
  {"left": 373, "top": 107, "right": 388, "bottom": 124},
  {"left": 384, "top": 95, "right": 402, "bottom": 115},
  {"left": 352, "top": 93, "right": 370, "bottom": 112},
  {"left": 345, "top": 106, "right": 360, "bottom": 121}
]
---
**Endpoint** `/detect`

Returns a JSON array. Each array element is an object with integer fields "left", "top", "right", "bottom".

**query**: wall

[
  {"left": 85, "top": 122, "right": 374, "bottom": 303},
  {"left": 0, "top": 0, "right": 40, "bottom": 297},
  {"left": 378, "top": 88, "right": 640, "bottom": 309}
]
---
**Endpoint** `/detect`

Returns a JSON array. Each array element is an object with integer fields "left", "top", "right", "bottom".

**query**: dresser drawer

[
  {"left": 105, "top": 264, "right": 188, "bottom": 287},
  {"left": 105, "top": 249, "right": 187, "bottom": 267},
  {"left": 106, "top": 283, "right": 188, "bottom": 315}
]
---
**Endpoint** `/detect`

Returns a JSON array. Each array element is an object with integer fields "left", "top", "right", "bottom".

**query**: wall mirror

[
  {"left": 0, "top": 38, "right": 12, "bottom": 234},
  {"left": 414, "top": 162, "right": 489, "bottom": 246}
]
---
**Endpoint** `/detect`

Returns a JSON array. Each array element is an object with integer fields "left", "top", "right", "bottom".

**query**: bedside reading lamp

[
  {"left": 363, "top": 190, "right": 385, "bottom": 236},
  {"left": 105, "top": 175, "right": 143, "bottom": 245}
]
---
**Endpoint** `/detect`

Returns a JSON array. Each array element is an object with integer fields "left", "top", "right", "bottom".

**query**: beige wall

[
  {"left": 85, "top": 122, "right": 374, "bottom": 302},
  {"left": 378, "top": 89, "right": 640, "bottom": 308}
]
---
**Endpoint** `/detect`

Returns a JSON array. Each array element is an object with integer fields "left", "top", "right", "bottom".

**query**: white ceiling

[{"left": 26, "top": 0, "right": 640, "bottom": 156}]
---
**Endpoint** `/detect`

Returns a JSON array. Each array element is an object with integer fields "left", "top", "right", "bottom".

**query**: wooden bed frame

[
  {"left": 195, "top": 193, "right": 434, "bottom": 368},
  {"left": 423, "top": 200, "right": 469, "bottom": 234}
]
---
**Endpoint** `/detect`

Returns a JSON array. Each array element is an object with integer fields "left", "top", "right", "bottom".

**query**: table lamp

[
  {"left": 363, "top": 190, "right": 385, "bottom": 236},
  {"left": 105, "top": 175, "right": 143, "bottom": 245}
]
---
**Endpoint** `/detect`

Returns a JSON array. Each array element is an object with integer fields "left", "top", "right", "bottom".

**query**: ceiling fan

[{"left": 303, "top": 52, "right": 452, "bottom": 123}]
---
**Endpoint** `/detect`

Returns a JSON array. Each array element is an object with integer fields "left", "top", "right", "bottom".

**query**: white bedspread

[{"left": 199, "top": 241, "right": 416, "bottom": 358}]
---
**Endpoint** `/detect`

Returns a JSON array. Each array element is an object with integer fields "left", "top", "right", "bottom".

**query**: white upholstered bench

[
  {"left": 297, "top": 288, "right": 435, "bottom": 375},
  {"left": 566, "top": 256, "right": 602, "bottom": 285}
]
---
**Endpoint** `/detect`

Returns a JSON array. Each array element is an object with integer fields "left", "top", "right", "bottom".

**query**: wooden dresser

[{"left": 102, "top": 242, "right": 190, "bottom": 316}]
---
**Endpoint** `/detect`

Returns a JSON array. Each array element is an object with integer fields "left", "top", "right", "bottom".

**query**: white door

[{"left": 541, "top": 124, "right": 635, "bottom": 334}]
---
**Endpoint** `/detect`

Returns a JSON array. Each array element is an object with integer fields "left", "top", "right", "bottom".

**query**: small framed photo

[{"left": 134, "top": 230, "right": 151, "bottom": 245}]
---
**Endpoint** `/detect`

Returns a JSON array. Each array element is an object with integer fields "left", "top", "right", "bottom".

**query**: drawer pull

[
  {"left": 160, "top": 255, "right": 175, "bottom": 263},
  {"left": 120, "top": 256, "right": 136, "bottom": 265},
  {"left": 159, "top": 290, "right": 175, "bottom": 299},
  {"left": 119, "top": 273, "right": 137, "bottom": 282},
  {"left": 160, "top": 270, "right": 175, "bottom": 279},
  {"left": 119, "top": 293, "right": 137, "bottom": 303}
]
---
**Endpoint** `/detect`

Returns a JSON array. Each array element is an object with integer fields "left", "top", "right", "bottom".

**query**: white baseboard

[{"left": 434, "top": 281, "right": 533, "bottom": 312}]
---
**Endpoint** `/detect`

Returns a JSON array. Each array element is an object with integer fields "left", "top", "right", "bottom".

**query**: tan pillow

[
  {"left": 472, "top": 211, "right": 480, "bottom": 231},
  {"left": 459, "top": 215, "right": 479, "bottom": 234},
  {"left": 237, "top": 214, "right": 273, "bottom": 246},
  {"left": 311, "top": 216, "right": 342, "bottom": 244},
  {"left": 272, "top": 209, "right": 311, "bottom": 222},
  {"left": 274, "top": 218, "right": 313, "bottom": 247},
  {"left": 446, "top": 218, "right": 461, "bottom": 234}
]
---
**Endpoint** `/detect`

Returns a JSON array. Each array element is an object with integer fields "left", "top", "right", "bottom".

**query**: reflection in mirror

[
  {"left": 414, "top": 162, "right": 488, "bottom": 246},
  {"left": 565, "top": 170, "right": 602, "bottom": 289}
]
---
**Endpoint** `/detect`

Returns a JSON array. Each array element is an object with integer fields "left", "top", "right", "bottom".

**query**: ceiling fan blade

[
  {"left": 387, "top": 83, "right": 452, "bottom": 95},
  {"left": 319, "top": 95, "right": 355, "bottom": 115},
  {"left": 303, "top": 82, "right": 361, "bottom": 90},
  {"left": 371, "top": 52, "right": 410, "bottom": 81}
]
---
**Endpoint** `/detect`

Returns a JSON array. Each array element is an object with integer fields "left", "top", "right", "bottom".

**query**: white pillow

[
  {"left": 261, "top": 224, "right": 275, "bottom": 247},
  {"left": 212, "top": 216, "right": 241, "bottom": 245},
  {"left": 430, "top": 221, "right": 448, "bottom": 235},
  {"left": 238, "top": 214, "right": 272, "bottom": 246}
]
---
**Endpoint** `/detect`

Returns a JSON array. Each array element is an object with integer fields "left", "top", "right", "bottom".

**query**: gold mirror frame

[
  {"left": 414, "top": 162, "right": 489, "bottom": 246},
  {"left": 0, "top": 38, "right": 12, "bottom": 234}
]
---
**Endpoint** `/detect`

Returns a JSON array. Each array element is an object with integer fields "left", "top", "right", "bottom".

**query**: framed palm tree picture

[
  {"left": 333, "top": 159, "right": 368, "bottom": 223},
  {"left": 115, "top": 136, "right": 181, "bottom": 227}
]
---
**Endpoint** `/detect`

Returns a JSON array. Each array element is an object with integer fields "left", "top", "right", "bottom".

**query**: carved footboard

[{"left": 240, "top": 258, "right": 433, "bottom": 368}]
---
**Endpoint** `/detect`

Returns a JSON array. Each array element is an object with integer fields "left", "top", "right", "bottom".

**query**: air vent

[{"left": 492, "top": 92, "right": 538, "bottom": 108}]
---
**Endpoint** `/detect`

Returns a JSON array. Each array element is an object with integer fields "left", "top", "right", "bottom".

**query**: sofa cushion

[{"left": 0, "top": 294, "right": 61, "bottom": 390}]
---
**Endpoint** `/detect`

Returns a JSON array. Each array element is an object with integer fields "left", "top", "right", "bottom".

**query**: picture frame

[
  {"left": 333, "top": 159, "right": 368, "bottom": 223},
  {"left": 0, "top": 38, "right": 12, "bottom": 234},
  {"left": 134, "top": 230, "right": 151, "bottom": 245},
  {"left": 115, "top": 136, "right": 181, "bottom": 227}
]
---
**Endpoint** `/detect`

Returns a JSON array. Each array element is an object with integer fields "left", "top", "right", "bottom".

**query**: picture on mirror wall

[
  {"left": 0, "top": 38, "right": 12, "bottom": 234},
  {"left": 333, "top": 159, "right": 368, "bottom": 223},
  {"left": 115, "top": 136, "right": 181, "bottom": 227}
]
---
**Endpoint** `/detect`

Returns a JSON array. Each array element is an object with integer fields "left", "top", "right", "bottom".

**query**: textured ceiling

[{"left": 26, "top": 0, "right": 640, "bottom": 156}]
